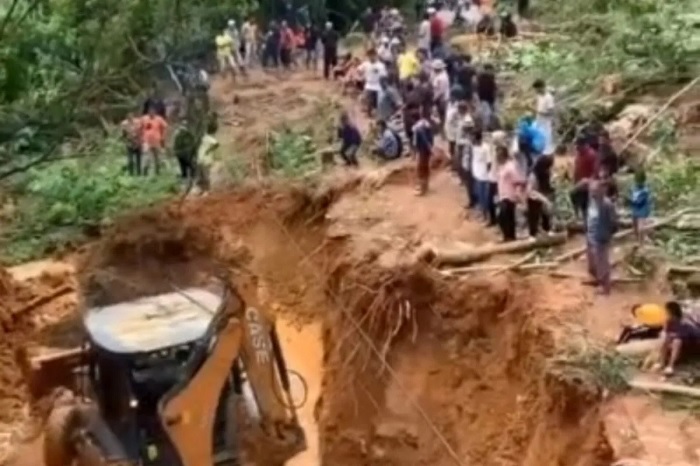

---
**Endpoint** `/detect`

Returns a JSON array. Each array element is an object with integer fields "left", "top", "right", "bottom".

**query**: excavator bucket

[{"left": 15, "top": 345, "right": 86, "bottom": 400}]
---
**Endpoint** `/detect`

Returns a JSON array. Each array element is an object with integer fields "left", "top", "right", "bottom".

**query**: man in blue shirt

[
  {"left": 413, "top": 111, "right": 434, "bottom": 195},
  {"left": 373, "top": 120, "right": 402, "bottom": 161},
  {"left": 516, "top": 115, "right": 545, "bottom": 171}
]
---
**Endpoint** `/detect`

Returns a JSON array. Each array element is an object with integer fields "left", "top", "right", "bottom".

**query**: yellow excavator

[{"left": 18, "top": 273, "right": 306, "bottom": 466}]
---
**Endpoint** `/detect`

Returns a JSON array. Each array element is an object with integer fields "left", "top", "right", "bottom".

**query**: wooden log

[
  {"left": 616, "top": 339, "right": 661, "bottom": 357},
  {"left": 12, "top": 285, "right": 74, "bottom": 317},
  {"left": 422, "top": 233, "right": 567, "bottom": 267},
  {"left": 628, "top": 377, "right": 700, "bottom": 399},
  {"left": 489, "top": 251, "right": 537, "bottom": 277},
  {"left": 667, "top": 265, "right": 700, "bottom": 276},
  {"left": 548, "top": 271, "right": 642, "bottom": 284},
  {"left": 440, "top": 261, "right": 558, "bottom": 276}
]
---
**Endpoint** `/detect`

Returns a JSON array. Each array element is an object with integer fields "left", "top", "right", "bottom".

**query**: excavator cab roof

[{"left": 83, "top": 287, "right": 224, "bottom": 355}]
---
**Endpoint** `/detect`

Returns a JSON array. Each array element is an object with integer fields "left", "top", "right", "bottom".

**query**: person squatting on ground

[
  {"left": 337, "top": 112, "right": 362, "bottom": 167},
  {"left": 652, "top": 301, "right": 700, "bottom": 376},
  {"left": 373, "top": 120, "right": 403, "bottom": 161},
  {"left": 585, "top": 180, "right": 618, "bottom": 295}
]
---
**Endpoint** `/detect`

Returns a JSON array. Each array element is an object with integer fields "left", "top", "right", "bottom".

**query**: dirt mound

[
  {"left": 318, "top": 261, "right": 614, "bottom": 466},
  {"left": 77, "top": 183, "right": 340, "bottom": 321},
  {"left": 0, "top": 266, "right": 74, "bottom": 424}
]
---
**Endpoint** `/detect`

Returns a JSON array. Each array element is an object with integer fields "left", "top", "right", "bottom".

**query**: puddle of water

[{"left": 276, "top": 318, "right": 323, "bottom": 466}]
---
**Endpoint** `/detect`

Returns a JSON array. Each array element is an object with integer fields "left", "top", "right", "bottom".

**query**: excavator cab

[{"left": 27, "top": 280, "right": 307, "bottom": 466}]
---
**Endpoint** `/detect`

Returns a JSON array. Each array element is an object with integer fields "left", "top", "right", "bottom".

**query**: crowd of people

[
  {"left": 328, "top": 4, "right": 655, "bottom": 297},
  {"left": 120, "top": 89, "right": 219, "bottom": 194}
]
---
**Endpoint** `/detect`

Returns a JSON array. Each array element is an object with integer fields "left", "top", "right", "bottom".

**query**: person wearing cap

[
  {"left": 431, "top": 59, "right": 450, "bottom": 132},
  {"left": 373, "top": 119, "right": 403, "bottom": 161},
  {"left": 321, "top": 21, "right": 339, "bottom": 80},
  {"left": 359, "top": 49, "right": 388, "bottom": 116}
]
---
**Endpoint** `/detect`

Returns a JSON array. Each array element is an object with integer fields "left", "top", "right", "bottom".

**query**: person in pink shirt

[{"left": 496, "top": 146, "right": 525, "bottom": 242}]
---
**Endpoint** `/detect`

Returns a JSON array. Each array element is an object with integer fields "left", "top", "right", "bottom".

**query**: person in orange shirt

[{"left": 140, "top": 105, "right": 168, "bottom": 176}]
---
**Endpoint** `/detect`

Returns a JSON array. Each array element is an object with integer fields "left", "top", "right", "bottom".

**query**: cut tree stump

[{"left": 420, "top": 233, "right": 567, "bottom": 267}]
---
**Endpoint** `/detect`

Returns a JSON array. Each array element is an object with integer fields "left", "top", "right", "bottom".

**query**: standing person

[
  {"left": 459, "top": 115, "right": 477, "bottom": 209},
  {"left": 454, "top": 54, "right": 475, "bottom": 103},
  {"left": 361, "top": 7, "right": 377, "bottom": 42},
  {"left": 496, "top": 147, "right": 524, "bottom": 242},
  {"left": 241, "top": 17, "right": 258, "bottom": 66},
  {"left": 195, "top": 120, "right": 219, "bottom": 194},
  {"left": 359, "top": 49, "right": 387, "bottom": 117},
  {"left": 484, "top": 135, "right": 499, "bottom": 226},
  {"left": 337, "top": 112, "right": 362, "bottom": 167},
  {"left": 172, "top": 117, "right": 198, "bottom": 181},
  {"left": 279, "top": 21, "right": 294, "bottom": 69},
  {"left": 376, "top": 77, "right": 402, "bottom": 124},
  {"left": 402, "top": 80, "right": 423, "bottom": 152},
  {"left": 627, "top": 169, "right": 652, "bottom": 245},
  {"left": 413, "top": 110, "right": 435, "bottom": 195},
  {"left": 471, "top": 130, "right": 490, "bottom": 221},
  {"left": 262, "top": 22, "right": 281, "bottom": 69},
  {"left": 140, "top": 105, "right": 168, "bottom": 176},
  {"left": 418, "top": 12, "right": 431, "bottom": 55},
  {"left": 526, "top": 155, "right": 555, "bottom": 237},
  {"left": 476, "top": 63, "right": 497, "bottom": 131},
  {"left": 415, "top": 71, "right": 434, "bottom": 123},
  {"left": 570, "top": 136, "right": 598, "bottom": 226},
  {"left": 534, "top": 79, "right": 556, "bottom": 156},
  {"left": 428, "top": 8, "right": 445, "bottom": 56},
  {"left": 120, "top": 112, "right": 143, "bottom": 176},
  {"left": 216, "top": 26, "right": 237, "bottom": 78},
  {"left": 321, "top": 21, "right": 339, "bottom": 80},
  {"left": 445, "top": 99, "right": 465, "bottom": 172},
  {"left": 431, "top": 59, "right": 450, "bottom": 133},
  {"left": 304, "top": 23, "right": 320, "bottom": 70},
  {"left": 586, "top": 180, "right": 618, "bottom": 295},
  {"left": 226, "top": 20, "right": 246, "bottom": 74}
]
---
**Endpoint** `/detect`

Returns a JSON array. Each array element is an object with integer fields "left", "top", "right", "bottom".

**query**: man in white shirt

[
  {"left": 359, "top": 49, "right": 388, "bottom": 116},
  {"left": 418, "top": 11, "right": 431, "bottom": 54},
  {"left": 534, "top": 79, "right": 556, "bottom": 156},
  {"left": 241, "top": 18, "right": 258, "bottom": 66},
  {"left": 470, "top": 130, "right": 490, "bottom": 222},
  {"left": 431, "top": 59, "right": 450, "bottom": 132}
]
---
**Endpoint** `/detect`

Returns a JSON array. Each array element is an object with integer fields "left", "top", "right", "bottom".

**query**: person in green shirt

[{"left": 172, "top": 117, "right": 198, "bottom": 180}]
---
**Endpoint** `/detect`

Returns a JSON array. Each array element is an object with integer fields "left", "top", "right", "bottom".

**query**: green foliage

[
  {"left": 1, "top": 136, "right": 179, "bottom": 264},
  {"left": 268, "top": 130, "right": 318, "bottom": 178}
]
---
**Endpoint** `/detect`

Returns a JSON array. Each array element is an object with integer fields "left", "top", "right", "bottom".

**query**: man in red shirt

[
  {"left": 429, "top": 9, "right": 445, "bottom": 55},
  {"left": 280, "top": 21, "right": 294, "bottom": 68},
  {"left": 570, "top": 139, "right": 599, "bottom": 225}
]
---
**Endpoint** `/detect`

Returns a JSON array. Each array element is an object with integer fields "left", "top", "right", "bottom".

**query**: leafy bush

[
  {"left": 1, "top": 136, "right": 179, "bottom": 263},
  {"left": 269, "top": 130, "right": 318, "bottom": 178}
]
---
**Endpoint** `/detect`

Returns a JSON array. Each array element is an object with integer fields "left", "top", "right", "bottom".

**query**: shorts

[{"left": 365, "top": 90, "right": 379, "bottom": 110}]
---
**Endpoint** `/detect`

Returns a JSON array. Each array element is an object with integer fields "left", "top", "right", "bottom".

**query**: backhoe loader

[{"left": 18, "top": 274, "right": 306, "bottom": 466}]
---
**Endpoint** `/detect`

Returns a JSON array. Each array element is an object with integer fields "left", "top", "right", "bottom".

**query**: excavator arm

[{"left": 158, "top": 275, "right": 306, "bottom": 466}]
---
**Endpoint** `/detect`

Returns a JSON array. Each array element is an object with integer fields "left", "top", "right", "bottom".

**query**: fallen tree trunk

[
  {"left": 440, "top": 261, "right": 558, "bottom": 276},
  {"left": 628, "top": 377, "right": 700, "bottom": 399},
  {"left": 420, "top": 233, "right": 567, "bottom": 267}
]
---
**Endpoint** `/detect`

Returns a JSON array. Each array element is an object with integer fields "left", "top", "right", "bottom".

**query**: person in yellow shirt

[
  {"left": 397, "top": 47, "right": 419, "bottom": 82},
  {"left": 617, "top": 303, "right": 667, "bottom": 344},
  {"left": 215, "top": 28, "right": 236, "bottom": 78}
]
